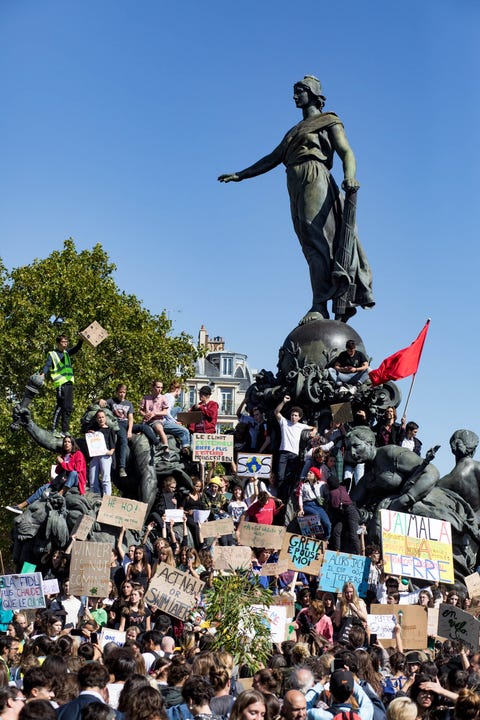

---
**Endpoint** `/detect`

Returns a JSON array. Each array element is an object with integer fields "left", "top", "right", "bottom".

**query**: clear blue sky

[{"left": 1, "top": 0, "right": 479, "bottom": 474}]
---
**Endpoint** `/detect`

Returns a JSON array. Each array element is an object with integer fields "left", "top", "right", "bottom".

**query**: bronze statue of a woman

[{"left": 219, "top": 75, "right": 374, "bottom": 324}]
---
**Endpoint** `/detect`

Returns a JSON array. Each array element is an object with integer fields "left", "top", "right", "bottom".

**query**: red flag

[{"left": 369, "top": 320, "right": 430, "bottom": 386}]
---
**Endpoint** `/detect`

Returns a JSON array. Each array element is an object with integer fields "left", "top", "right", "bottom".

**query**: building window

[
  {"left": 188, "top": 386, "right": 196, "bottom": 407},
  {"left": 219, "top": 387, "right": 234, "bottom": 415},
  {"left": 221, "top": 357, "right": 233, "bottom": 376}
]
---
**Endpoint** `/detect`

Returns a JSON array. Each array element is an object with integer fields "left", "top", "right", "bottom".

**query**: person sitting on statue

[
  {"left": 162, "top": 380, "right": 191, "bottom": 454},
  {"left": 5, "top": 435, "right": 86, "bottom": 514},
  {"left": 40, "top": 333, "right": 83, "bottom": 436},
  {"left": 139, "top": 380, "right": 171, "bottom": 457},
  {"left": 101, "top": 383, "right": 134, "bottom": 478},
  {"left": 297, "top": 467, "right": 331, "bottom": 539},
  {"left": 327, "top": 339, "right": 370, "bottom": 393}
]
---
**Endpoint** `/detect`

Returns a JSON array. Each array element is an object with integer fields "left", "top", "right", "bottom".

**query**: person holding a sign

[
  {"left": 297, "top": 468, "right": 331, "bottom": 539},
  {"left": 189, "top": 385, "right": 218, "bottom": 434},
  {"left": 40, "top": 333, "right": 83, "bottom": 435},
  {"left": 88, "top": 410, "right": 116, "bottom": 496}
]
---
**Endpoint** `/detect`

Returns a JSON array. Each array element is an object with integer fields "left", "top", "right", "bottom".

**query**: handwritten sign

[
  {"left": 72, "top": 514, "right": 95, "bottom": 541},
  {"left": 145, "top": 562, "right": 204, "bottom": 621},
  {"left": 437, "top": 603, "right": 480, "bottom": 651},
  {"left": 192, "top": 433, "right": 234, "bottom": 462},
  {"left": 97, "top": 495, "right": 148, "bottom": 531},
  {"left": 69, "top": 542, "right": 111, "bottom": 597},
  {"left": 260, "top": 559, "right": 289, "bottom": 576},
  {"left": 212, "top": 545, "right": 252, "bottom": 571},
  {"left": 318, "top": 551, "right": 371, "bottom": 597},
  {"left": 428, "top": 608, "right": 440, "bottom": 637},
  {"left": 265, "top": 605, "right": 287, "bottom": 644},
  {"left": 239, "top": 522, "right": 285, "bottom": 550},
  {"left": 280, "top": 532, "right": 326, "bottom": 574},
  {"left": 370, "top": 604, "right": 427, "bottom": 649},
  {"left": 465, "top": 573, "right": 480, "bottom": 600},
  {"left": 85, "top": 431, "right": 108, "bottom": 457},
  {"left": 99, "top": 628, "right": 125, "bottom": 648},
  {"left": 367, "top": 613, "right": 396, "bottom": 639},
  {"left": 380, "top": 509, "right": 454, "bottom": 583},
  {"left": 201, "top": 518, "right": 234, "bottom": 539},
  {"left": 236, "top": 454, "right": 273, "bottom": 479},
  {"left": 0, "top": 573, "right": 45, "bottom": 610}
]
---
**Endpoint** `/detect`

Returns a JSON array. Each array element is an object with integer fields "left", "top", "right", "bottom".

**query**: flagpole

[{"left": 402, "top": 373, "right": 417, "bottom": 419}]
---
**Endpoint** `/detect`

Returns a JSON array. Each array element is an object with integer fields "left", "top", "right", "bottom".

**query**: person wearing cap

[
  {"left": 306, "top": 668, "right": 374, "bottom": 720},
  {"left": 219, "top": 75, "right": 374, "bottom": 325},
  {"left": 297, "top": 468, "right": 331, "bottom": 539},
  {"left": 203, "top": 477, "right": 227, "bottom": 513},
  {"left": 189, "top": 386, "right": 219, "bottom": 434}
]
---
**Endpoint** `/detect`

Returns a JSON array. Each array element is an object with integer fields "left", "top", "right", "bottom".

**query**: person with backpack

[{"left": 306, "top": 668, "right": 374, "bottom": 720}]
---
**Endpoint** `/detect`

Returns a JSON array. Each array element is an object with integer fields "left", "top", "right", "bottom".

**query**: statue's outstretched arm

[{"left": 218, "top": 141, "right": 284, "bottom": 183}]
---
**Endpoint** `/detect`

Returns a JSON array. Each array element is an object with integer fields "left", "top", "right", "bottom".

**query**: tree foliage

[
  {"left": 0, "top": 239, "right": 197, "bottom": 513},
  {"left": 204, "top": 569, "right": 273, "bottom": 672}
]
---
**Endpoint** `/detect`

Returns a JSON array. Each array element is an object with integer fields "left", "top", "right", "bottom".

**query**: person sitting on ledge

[{"left": 328, "top": 339, "right": 370, "bottom": 393}]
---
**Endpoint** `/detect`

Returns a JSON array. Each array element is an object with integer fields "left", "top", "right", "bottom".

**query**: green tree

[
  {"left": 204, "top": 569, "right": 273, "bottom": 672},
  {"left": 0, "top": 239, "right": 197, "bottom": 524}
]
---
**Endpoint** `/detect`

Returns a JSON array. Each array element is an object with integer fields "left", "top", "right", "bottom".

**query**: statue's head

[
  {"left": 346, "top": 426, "right": 376, "bottom": 463},
  {"left": 449, "top": 429, "right": 479, "bottom": 458},
  {"left": 294, "top": 75, "right": 326, "bottom": 108}
]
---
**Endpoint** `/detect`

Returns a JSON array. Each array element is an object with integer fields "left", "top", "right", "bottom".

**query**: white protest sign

[
  {"left": 42, "top": 578, "right": 60, "bottom": 595},
  {"left": 165, "top": 509, "right": 184, "bottom": 523},
  {"left": 193, "top": 509, "right": 211, "bottom": 524},
  {"left": 367, "top": 613, "right": 396, "bottom": 639},
  {"left": 0, "top": 573, "right": 46, "bottom": 610},
  {"left": 85, "top": 431, "right": 108, "bottom": 457},
  {"left": 465, "top": 573, "right": 480, "bottom": 600},
  {"left": 99, "top": 627, "right": 125, "bottom": 648},
  {"left": 192, "top": 434, "right": 234, "bottom": 462},
  {"left": 236, "top": 454, "right": 273, "bottom": 479},
  {"left": 267, "top": 605, "right": 288, "bottom": 644}
]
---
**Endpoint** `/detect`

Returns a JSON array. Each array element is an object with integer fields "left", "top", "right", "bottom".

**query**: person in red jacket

[
  {"left": 189, "top": 386, "right": 218, "bottom": 434},
  {"left": 6, "top": 436, "right": 87, "bottom": 514}
]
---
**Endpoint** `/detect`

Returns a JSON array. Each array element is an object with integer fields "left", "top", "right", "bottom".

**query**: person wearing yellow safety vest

[{"left": 40, "top": 333, "right": 83, "bottom": 435}]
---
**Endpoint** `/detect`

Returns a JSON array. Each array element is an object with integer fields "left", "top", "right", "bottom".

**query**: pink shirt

[{"left": 140, "top": 393, "right": 169, "bottom": 421}]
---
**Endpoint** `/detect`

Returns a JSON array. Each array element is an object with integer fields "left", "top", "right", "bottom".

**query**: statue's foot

[
  {"left": 298, "top": 307, "right": 329, "bottom": 326},
  {"left": 335, "top": 306, "right": 357, "bottom": 323}
]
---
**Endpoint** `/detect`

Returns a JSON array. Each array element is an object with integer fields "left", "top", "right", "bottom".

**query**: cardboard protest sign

[
  {"left": 201, "top": 518, "right": 234, "bottom": 538},
  {"left": 85, "top": 431, "right": 108, "bottom": 457},
  {"left": 100, "top": 628, "right": 125, "bottom": 648},
  {"left": 80, "top": 320, "right": 109, "bottom": 348},
  {"left": 69, "top": 542, "right": 111, "bottom": 597},
  {"left": 192, "top": 433, "right": 234, "bottom": 462},
  {"left": 239, "top": 522, "right": 285, "bottom": 550},
  {"left": 260, "top": 559, "right": 289, "bottom": 576},
  {"left": 145, "top": 562, "right": 204, "bottom": 621},
  {"left": 318, "top": 551, "right": 371, "bottom": 597},
  {"left": 42, "top": 578, "right": 60, "bottom": 595},
  {"left": 72, "top": 514, "right": 95, "bottom": 541},
  {"left": 380, "top": 509, "right": 454, "bottom": 583},
  {"left": 465, "top": 572, "right": 480, "bottom": 599},
  {"left": 271, "top": 594, "right": 295, "bottom": 617},
  {"left": 437, "top": 603, "right": 480, "bottom": 651},
  {"left": 370, "top": 604, "right": 427, "bottom": 649},
  {"left": 96, "top": 495, "right": 148, "bottom": 531},
  {"left": 236, "top": 454, "right": 273, "bottom": 479},
  {"left": 330, "top": 402, "right": 353, "bottom": 425},
  {"left": 280, "top": 532, "right": 326, "bottom": 574},
  {"left": 212, "top": 545, "right": 251, "bottom": 571},
  {"left": 177, "top": 411, "right": 203, "bottom": 426},
  {"left": 367, "top": 613, "right": 396, "bottom": 639},
  {"left": 0, "top": 573, "right": 45, "bottom": 610},
  {"left": 298, "top": 515, "right": 324, "bottom": 537},
  {"left": 428, "top": 608, "right": 441, "bottom": 637}
]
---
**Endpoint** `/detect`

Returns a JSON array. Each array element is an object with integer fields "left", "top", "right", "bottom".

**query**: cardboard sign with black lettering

[
  {"left": 201, "top": 518, "right": 234, "bottom": 539},
  {"left": 437, "top": 603, "right": 480, "bottom": 651},
  {"left": 370, "top": 604, "right": 427, "bottom": 649},
  {"left": 145, "top": 562, "right": 204, "bottom": 621},
  {"left": 96, "top": 495, "right": 148, "bottom": 531},
  {"left": 318, "top": 550, "right": 371, "bottom": 597},
  {"left": 465, "top": 572, "right": 480, "bottom": 600},
  {"left": 212, "top": 545, "right": 252, "bottom": 571},
  {"left": 239, "top": 522, "right": 285, "bottom": 550},
  {"left": 280, "top": 532, "right": 326, "bottom": 575},
  {"left": 69, "top": 542, "right": 111, "bottom": 597}
]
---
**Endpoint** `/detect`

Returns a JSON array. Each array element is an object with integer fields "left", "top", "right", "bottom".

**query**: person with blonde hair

[
  {"left": 386, "top": 697, "right": 417, "bottom": 720},
  {"left": 333, "top": 582, "right": 368, "bottom": 634}
]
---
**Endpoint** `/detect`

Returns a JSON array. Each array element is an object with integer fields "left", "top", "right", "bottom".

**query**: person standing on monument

[
  {"left": 275, "top": 395, "right": 315, "bottom": 502},
  {"left": 40, "top": 333, "right": 83, "bottom": 435},
  {"left": 219, "top": 74, "right": 374, "bottom": 324}
]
